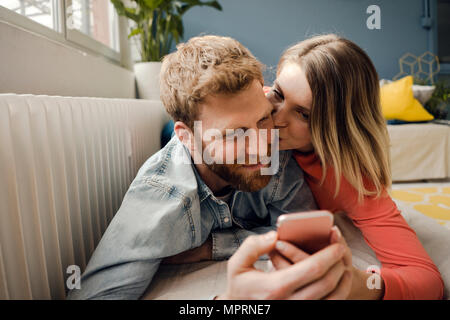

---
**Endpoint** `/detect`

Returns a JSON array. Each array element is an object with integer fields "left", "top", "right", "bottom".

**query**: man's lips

[{"left": 241, "top": 163, "right": 269, "bottom": 171}]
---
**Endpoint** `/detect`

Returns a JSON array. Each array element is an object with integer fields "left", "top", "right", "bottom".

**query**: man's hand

[
  {"left": 269, "top": 226, "right": 353, "bottom": 299},
  {"left": 216, "top": 231, "right": 347, "bottom": 300},
  {"left": 162, "top": 236, "right": 212, "bottom": 264},
  {"left": 269, "top": 226, "right": 384, "bottom": 300}
]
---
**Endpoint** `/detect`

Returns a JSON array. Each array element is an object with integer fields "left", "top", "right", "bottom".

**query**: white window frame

[
  {"left": 65, "top": 0, "right": 120, "bottom": 62},
  {"left": 0, "top": 0, "right": 121, "bottom": 64}
]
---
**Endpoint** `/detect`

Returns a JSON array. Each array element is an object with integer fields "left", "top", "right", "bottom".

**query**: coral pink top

[{"left": 294, "top": 151, "right": 444, "bottom": 300}]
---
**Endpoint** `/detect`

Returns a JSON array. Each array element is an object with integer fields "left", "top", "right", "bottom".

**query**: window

[
  {"left": 68, "top": 0, "right": 119, "bottom": 51},
  {"left": 0, "top": 0, "right": 121, "bottom": 62},
  {"left": 1, "top": 0, "right": 59, "bottom": 30}
]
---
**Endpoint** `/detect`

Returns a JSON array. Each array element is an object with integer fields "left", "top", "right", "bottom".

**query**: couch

[{"left": 388, "top": 123, "right": 450, "bottom": 181}]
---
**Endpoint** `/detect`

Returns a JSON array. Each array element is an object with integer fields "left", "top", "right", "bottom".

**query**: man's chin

[
  {"left": 237, "top": 176, "right": 272, "bottom": 192},
  {"left": 228, "top": 167, "right": 272, "bottom": 192}
]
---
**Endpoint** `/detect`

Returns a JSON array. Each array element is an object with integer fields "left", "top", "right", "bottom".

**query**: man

[{"left": 67, "top": 35, "right": 345, "bottom": 300}]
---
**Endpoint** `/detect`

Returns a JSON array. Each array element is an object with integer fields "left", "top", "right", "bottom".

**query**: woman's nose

[{"left": 272, "top": 106, "right": 288, "bottom": 128}]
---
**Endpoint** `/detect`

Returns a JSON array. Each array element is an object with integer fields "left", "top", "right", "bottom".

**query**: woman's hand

[
  {"left": 328, "top": 226, "right": 384, "bottom": 299},
  {"left": 216, "top": 231, "right": 347, "bottom": 300}
]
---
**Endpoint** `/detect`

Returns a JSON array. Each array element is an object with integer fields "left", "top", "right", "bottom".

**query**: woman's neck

[{"left": 295, "top": 145, "right": 314, "bottom": 155}]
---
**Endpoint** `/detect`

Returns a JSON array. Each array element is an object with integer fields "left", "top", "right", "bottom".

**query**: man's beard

[
  {"left": 199, "top": 139, "right": 274, "bottom": 192},
  {"left": 207, "top": 162, "right": 272, "bottom": 192}
]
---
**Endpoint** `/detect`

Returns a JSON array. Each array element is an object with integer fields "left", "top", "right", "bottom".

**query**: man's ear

[{"left": 174, "top": 121, "right": 194, "bottom": 151}]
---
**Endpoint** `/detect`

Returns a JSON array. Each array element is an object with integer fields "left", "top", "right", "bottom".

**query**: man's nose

[{"left": 245, "top": 128, "right": 266, "bottom": 155}]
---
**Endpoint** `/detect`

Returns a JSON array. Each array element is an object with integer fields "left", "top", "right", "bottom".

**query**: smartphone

[{"left": 276, "top": 210, "right": 334, "bottom": 254}]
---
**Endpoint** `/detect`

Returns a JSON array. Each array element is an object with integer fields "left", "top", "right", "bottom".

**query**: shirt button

[{"left": 224, "top": 217, "right": 230, "bottom": 223}]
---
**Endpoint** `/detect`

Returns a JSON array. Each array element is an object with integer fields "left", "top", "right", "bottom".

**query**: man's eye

[
  {"left": 225, "top": 130, "right": 245, "bottom": 140},
  {"left": 225, "top": 133, "right": 237, "bottom": 140}
]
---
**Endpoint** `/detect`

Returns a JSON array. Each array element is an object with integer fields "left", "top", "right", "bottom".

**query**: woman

[{"left": 265, "top": 34, "right": 444, "bottom": 299}]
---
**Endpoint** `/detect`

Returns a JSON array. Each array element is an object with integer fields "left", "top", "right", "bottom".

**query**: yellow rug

[{"left": 390, "top": 183, "right": 450, "bottom": 231}]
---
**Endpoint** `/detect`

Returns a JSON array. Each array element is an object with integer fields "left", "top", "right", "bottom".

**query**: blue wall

[{"left": 182, "top": 0, "right": 434, "bottom": 83}]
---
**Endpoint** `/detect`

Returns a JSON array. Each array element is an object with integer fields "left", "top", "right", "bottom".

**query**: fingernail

[
  {"left": 333, "top": 226, "right": 342, "bottom": 239},
  {"left": 264, "top": 231, "right": 277, "bottom": 241},
  {"left": 276, "top": 241, "right": 285, "bottom": 251}
]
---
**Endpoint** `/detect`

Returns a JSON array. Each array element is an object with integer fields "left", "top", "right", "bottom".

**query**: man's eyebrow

[
  {"left": 219, "top": 100, "right": 274, "bottom": 136},
  {"left": 221, "top": 126, "right": 248, "bottom": 137},
  {"left": 220, "top": 108, "right": 272, "bottom": 136}
]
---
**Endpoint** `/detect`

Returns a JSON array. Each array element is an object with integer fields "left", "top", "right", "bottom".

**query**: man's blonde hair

[{"left": 160, "top": 35, "right": 264, "bottom": 128}]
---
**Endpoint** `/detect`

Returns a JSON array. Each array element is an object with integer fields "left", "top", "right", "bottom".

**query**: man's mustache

[{"left": 233, "top": 145, "right": 272, "bottom": 166}]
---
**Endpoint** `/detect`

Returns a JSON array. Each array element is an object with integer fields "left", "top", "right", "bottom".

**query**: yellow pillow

[{"left": 380, "top": 76, "right": 434, "bottom": 121}]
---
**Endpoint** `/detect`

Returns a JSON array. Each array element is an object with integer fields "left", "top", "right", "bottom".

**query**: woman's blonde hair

[{"left": 278, "top": 34, "right": 391, "bottom": 201}]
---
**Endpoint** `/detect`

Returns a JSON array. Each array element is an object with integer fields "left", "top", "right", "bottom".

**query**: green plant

[
  {"left": 111, "top": 0, "right": 222, "bottom": 62},
  {"left": 414, "top": 77, "right": 450, "bottom": 119}
]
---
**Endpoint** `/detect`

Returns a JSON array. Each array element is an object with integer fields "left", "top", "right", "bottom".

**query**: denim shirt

[{"left": 67, "top": 136, "right": 317, "bottom": 300}]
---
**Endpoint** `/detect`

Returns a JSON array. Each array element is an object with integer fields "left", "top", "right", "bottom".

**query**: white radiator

[{"left": 0, "top": 94, "right": 169, "bottom": 299}]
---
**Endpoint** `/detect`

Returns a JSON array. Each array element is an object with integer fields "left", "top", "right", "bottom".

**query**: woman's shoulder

[
  {"left": 292, "top": 152, "right": 395, "bottom": 214},
  {"left": 293, "top": 151, "right": 322, "bottom": 177}
]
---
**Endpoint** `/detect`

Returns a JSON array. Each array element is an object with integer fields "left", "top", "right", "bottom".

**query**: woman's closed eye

[
  {"left": 272, "top": 88, "right": 284, "bottom": 100},
  {"left": 266, "top": 87, "right": 283, "bottom": 102},
  {"left": 296, "top": 108, "right": 310, "bottom": 121}
]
